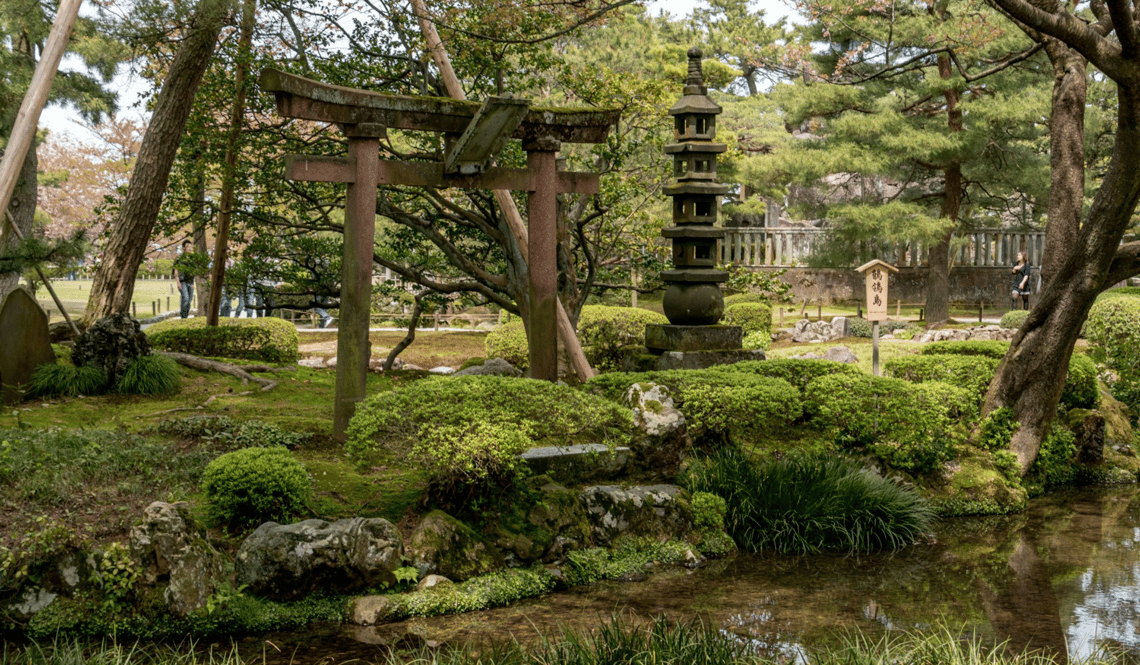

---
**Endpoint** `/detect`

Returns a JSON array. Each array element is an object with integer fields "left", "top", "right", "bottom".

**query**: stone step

[{"left": 519, "top": 444, "right": 630, "bottom": 484}]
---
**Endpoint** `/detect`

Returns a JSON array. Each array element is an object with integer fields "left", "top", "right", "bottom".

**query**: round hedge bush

[
  {"left": 999, "top": 309, "right": 1029, "bottom": 329},
  {"left": 723, "top": 303, "right": 772, "bottom": 340},
  {"left": 200, "top": 447, "right": 311, "bottom": 528},
  {"left": 577, "top": 306, "right": 668, "bottom": 372},
  {"left": 484, "top": 321, "right": 529, "bottom": 371}
]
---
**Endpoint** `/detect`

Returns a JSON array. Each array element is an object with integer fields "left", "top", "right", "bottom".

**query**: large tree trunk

[
  {"left": 925, "top": 52, "right": 962, "bottom": 326},
  {"left": 0, "top": 144, "right": 36, "bottom": 301},
  {"left": 984, "top": 47, "right": 1140, "bottom": 473},
  {"left": 83, "top": 0, "right": 229, "bottom": 324}
]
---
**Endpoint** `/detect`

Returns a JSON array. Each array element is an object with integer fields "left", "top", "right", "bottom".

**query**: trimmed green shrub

[
  {"left": 27, "top": 363, "right": 108, "bottom": 398},
  {"left": 413, "top": 420, "right": 534, "bottom": 494},
  {"left": 916, "top": 342, "right": 1097, "bottom": 411},
  {"left": 707, "top": 358, "right": 864, "bottom": 393},
  {"left": 999, "top": 309, "right": 1029, "bottom": 329},
  {"left": 677, "top": 377, "right": 801, "bottom": 444},
  {"left": 576, "top": 305, "right": 668, "bottom": 372},
  {"left": 585, "top": 369, "right": 801, "bottom": 443},
  {"left": 1085, "top": 290, "right": 1140, "bottom": 419},
  {"left": 200, "top": 447, "right": 311, "bottom": 528},
  {"left": 484, "top": 321, "right": 529, "bottom": 371},
  {"left": 1062, "top": 353, "right": 1099, "bottom": 410},
  {"left": 885, "top": 354, "right": 999, "bottom": 402},
  {"left": 145, "top": 317, "right": 300, "bottom": 363},
  {"left": 115, "top": 354, "right": 181, "bottom": 395},
  {"left": 921, "top": 340, "right": 1010, "bottom": 359},
  {"left": 683, "top": 448, "right": 934, "bottom": 554},
  {"left": 346, "top": 375, "right": 632, "bottom": 465},
  {"left": 722, "top": 303, "right": 771, "bottom": 336},
  {"left": 803, "top": 374, "right": 961, "bottom": 473}
]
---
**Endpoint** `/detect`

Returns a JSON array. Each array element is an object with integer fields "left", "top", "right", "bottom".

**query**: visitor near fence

[
  {"left": 1011, "top": 251, "right": 1031, "bottom": 310},
  {"left": 173, "top": 240, "right": 197, "bottom": 318}
]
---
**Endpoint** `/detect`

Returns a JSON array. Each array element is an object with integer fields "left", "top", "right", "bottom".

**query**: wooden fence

[{"left": 720, "top": 227, "right": 1046, "bottom": 269}]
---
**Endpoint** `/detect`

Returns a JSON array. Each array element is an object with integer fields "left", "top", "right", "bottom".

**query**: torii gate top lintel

[{"left": 259, "top": 68, "right": 619, "bottom": 145}]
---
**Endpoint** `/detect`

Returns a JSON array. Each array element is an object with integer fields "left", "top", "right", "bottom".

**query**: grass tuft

[
  {"left": 115, "top": 355, "right": 182, "bottom": 395},
  {"left": 27, "top": 364, "right": 108, "bottom": 399},
  {"left": 683, "top": 447, "right": 934, "bottom": 554}
]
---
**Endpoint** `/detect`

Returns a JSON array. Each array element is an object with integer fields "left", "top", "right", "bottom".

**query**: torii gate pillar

[
  {"left": 334, "top": 123, "right": 384, "bottom": 438},
  {"left": 526, "top": 137, "right": 560, "bottom": 382}
]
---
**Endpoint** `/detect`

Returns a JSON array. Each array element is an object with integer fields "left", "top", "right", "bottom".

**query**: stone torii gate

[{"left": 259, "top": 69, "right": 620, "bottom": 439}]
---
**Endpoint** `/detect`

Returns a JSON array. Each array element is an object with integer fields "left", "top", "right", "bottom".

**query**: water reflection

[{"left": 241, "top": 488, "right": 1140, "bottom": 664}]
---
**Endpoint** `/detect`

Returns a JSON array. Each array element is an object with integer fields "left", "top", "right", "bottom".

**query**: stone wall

[{"left": 755, "top": 266, "right": 1021, "bottom": 307}]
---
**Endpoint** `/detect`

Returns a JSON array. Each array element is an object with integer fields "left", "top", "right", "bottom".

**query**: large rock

[
  {"left": 2, "top": 549, "right": 93, "bottom": 622},
  {"left": 624, "top": 383, "right": 689, "bottom": 480},
  {"left": 1067, "top": 409, "right": 1106, "bottom": 465},
  {"left": 0, "top": 287, "right": 56, "bottom": 404},
  {"left": 487, "top": 477, "right": 591, "bottom": 565},
  {"left": 235, "top": 518, "right": 403, "bottom": 601},
  {"left": 406, "top": 510, "right": 504, "bottom": 581},
  {"left": 792, "top": 319, "right": 842, "bottom": 343},
  {"left": 580, "top": 485, "right": 695, "bottom": 547},
  {"left": 71, "top": 314, "right": 150, "bottom": 386},
  {"left": 130, "top": 501, "right": 224, "bottom": 616},
  {"left": 452, "top": 358, "right": 522, "bottom": 377}
]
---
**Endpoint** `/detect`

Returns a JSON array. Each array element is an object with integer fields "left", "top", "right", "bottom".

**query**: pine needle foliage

[{"left": 683, "top": 448, "right": 934, "bottom": 554}]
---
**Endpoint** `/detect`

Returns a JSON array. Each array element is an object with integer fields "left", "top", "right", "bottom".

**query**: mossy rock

[
  {"left": 485, "top": 476, "right": 591, "bottom": 565},
  {"left": 406, "top": 511, "right": 505, "bottom": 582},
  {"left": 924, "top": 454, "right": 1028, "bottom": 516}
]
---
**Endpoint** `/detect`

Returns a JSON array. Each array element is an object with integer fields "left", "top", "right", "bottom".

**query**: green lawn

[{"left": 31, "top": 278, "right": 180, "bottom": 323}]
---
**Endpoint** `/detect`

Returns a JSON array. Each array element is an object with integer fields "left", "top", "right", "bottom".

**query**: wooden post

[
  {"left": 527, "top": 139, "right": 560, "bottom": 382},
  {"left": 979, "top": 301, "right": 984, "bottom": 322},
  {"left": 411, "top": 0, "right": 596, "bottom": 382},
  {"left": 873, "top": 320, "right": 881, "bottom": 376},
  {"left": 817, "top": 299, "right": 822, "bottom": 321},
  {"left": 333, "top": 124, "right": 383, "bottom": 441},
  {"left": 132, "top": 302, "right": 137, "bottom": 319}
]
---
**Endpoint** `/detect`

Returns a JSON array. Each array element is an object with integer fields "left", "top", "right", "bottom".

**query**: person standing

[
  {"left": 1011, "top": 251, "right": 1031, "bottom": 310},
  {"left": 174, "top": 240, "right": 198, "bottom": 318}
]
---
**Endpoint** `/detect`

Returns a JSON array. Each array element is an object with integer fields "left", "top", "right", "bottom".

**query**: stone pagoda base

[{"left": 644, "top": 323, "right": 742, "bottom": 353}]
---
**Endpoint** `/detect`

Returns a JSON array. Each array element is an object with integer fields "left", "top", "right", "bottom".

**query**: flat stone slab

[
  {"left": 519, "top": 444, "right": 630, "bottom": 483},
  {"left": 645, "top": 324, "right": 742, "bottom": 353},
  {"left": 654, "top": 349, "right": 767, "bottom": 370}
]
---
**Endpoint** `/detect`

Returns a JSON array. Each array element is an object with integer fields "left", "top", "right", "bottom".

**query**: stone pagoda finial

[{"left": 685, "top": 47, "right": 706, "bottom": 94}]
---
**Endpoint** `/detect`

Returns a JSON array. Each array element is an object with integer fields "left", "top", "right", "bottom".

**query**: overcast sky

[{"left": 39, "top": 0, "right": 793, "bottom": 143}]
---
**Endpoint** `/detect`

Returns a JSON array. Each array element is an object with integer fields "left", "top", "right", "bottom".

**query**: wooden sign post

[{"left": 856, "top": 259, "right": 898, "bottom": 376}]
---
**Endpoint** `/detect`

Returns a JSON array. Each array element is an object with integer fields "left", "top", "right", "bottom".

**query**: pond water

[{"left": 232, "top": 487, "right": 1140, "bottom": 664}]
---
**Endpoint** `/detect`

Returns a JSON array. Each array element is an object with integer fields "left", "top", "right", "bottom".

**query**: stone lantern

[
  {"left": 643, "top": 48, "right": 752, "bottom": 364},
  {"left": 660, "top": 47, "right": 730, "bottom": 326}
]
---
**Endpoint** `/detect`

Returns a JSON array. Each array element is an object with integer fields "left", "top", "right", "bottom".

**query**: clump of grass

[
  {"left": 27, "top": 363, "right": 108, "bottom": 398},
  {"left": 115, "top": 354, "right": 181, "bottom": 395},
  {"left": 683, "top": 447, "right": 934, "bottom": 554}
]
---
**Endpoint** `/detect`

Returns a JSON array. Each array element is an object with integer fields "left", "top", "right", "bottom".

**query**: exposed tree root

[{"left": 157, "top": 351, "right": 279, "bottom": 391}]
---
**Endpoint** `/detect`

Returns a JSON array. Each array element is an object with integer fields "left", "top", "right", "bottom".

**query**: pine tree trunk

[
  {"left": 83, "top": 0, "right": 229, "bottom": 324},
  {"left": 0, "top": 143, "right": 36, "bottom": 302},
  {"left": 983, "top": 45, "right": 1140, "bottom": 474},
  {"left": 926, "top": 52, "right": 961, "bottom": 326}
]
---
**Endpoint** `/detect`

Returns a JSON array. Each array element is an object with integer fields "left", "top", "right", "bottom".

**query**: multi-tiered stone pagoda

[{"left": 644, "top": 48, "right": 746, "bottom": 361}]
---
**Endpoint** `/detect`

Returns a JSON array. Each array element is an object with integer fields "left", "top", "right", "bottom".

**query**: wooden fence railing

[{"left": 720, "top": 227, "right": 1047, "bottom": 268}]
